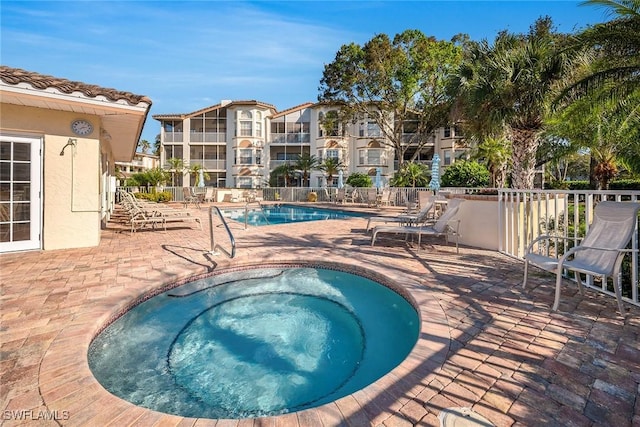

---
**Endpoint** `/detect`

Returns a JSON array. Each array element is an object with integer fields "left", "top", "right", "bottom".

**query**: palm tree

[
  {"left": 137, "top": 139, "right": 151, "bottom": 153},
  {"left": 294, "top": 153, "right": 319, "bottom": 187},
  {"left": 452, "top": 17, "right": 575, "bottom": 189},
  {"left": 546, "top": 86, "right": 640, "bottom": 189},
  {"left": 564, "top": 0, "right": 640, "bottom": 100},
  {"left": 391, "top": 162, "right": 430, "bottom": 187},
  {"left": 270, "top": 163, "right": 295, "bottom": 187},
  {"left": 189, "top": 164, "right": 210, "bottom": 186},
  {"left": 165, "top": 157, "right": 185, "bottom": 187},
  {"left": 317, "top": 157, "right": 344, "bottom": 186},
  {"left": 472, "top": 135, "right": 512, "bottom": 188}
]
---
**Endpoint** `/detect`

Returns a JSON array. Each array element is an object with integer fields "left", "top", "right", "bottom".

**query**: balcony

[
  {"left": 270, "top": 134, "right": 311, "bottom": 144},
  {"left": 189, "top": 132, "right": 226, "bottom": 143},
  {"left": 163, "top": 132, "right": 184, "bottom": 143},
  {"left": 188, "top": 159, "right": 227, "bottom": 170}
]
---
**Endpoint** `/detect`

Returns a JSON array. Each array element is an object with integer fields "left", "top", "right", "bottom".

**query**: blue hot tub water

[{"left": 88, "top": 267, "right": 419, "bottom": 419}]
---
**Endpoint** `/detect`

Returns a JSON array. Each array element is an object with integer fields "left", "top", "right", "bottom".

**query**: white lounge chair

[
  {"left": 371, "top": 198, "right": 464, "bottom": 253},
  {"left": 522, "top": 201, "right": 640, "bottom": 314},
  {"left": 365, "top": 197, "right": 435, "bottom": 232}
]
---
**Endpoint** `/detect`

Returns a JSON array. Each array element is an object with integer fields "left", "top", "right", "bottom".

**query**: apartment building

[
  {"left": 115, "top": 152, "right": 160, "bottom": 184},
  {"left": 153, "top": 100, "right": 466, "bottom": 188}
]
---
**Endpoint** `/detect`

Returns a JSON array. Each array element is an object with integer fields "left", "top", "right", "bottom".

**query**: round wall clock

[{"left": 71, "top": 119, "right": 94, "bottom": 136}]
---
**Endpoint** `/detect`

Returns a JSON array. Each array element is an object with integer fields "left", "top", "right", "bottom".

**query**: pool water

[
  {"left": 220, "top": 204, "right": 366, "bottom": 226},
  {"left": 88, "top": 267, "right": 419, "bottom": 419}
]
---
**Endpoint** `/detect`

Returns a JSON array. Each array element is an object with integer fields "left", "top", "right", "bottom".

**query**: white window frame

[{"left": 0, "top": 134, "right": 42, "bottom": 253}]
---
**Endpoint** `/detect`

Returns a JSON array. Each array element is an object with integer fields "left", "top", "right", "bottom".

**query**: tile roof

[
  {"left": 0, "top": 65, "right": 152, "bottom": 106},
  {"left": 152, "top": 100, "right": 279, "bottom": 121},
  {"left": 270, "top": 102, "right": 315, "bottom": 118}
]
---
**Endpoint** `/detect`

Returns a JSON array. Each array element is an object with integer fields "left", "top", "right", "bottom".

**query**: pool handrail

[
  {"left": 208, "top": 206, "right": 236, "bottom": 258},
  {"left": 244, "top": 201, "right": 269, "bottom": 229}
]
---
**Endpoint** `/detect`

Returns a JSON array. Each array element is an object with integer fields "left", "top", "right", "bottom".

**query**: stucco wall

[
  {"left": 1, "top": 104, "right": 103, "bottom": 250},
  {"left": 455, "top": 197, "right": 500, "bottom": 250}
]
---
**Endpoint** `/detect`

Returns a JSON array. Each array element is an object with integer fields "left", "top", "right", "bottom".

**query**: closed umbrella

[
  {"left": 429, "top": 154, "right": 441, "bottom": 193},
  {"left": 198, "top": 169, "right": 205, "bottom": 188},
  {"left": 337, "top": 170, "right": 344, "bottom": 189},
  {"left": 375, "top": 167, "right": 382, "bottom": 189}
]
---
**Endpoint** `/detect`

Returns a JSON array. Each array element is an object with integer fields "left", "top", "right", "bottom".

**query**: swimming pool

[
  {"left": 220, "top": 204, "right": 367, "bottom": 226},
  {"left": 88, "top": 266, "right": 419, "bottom": 419}
]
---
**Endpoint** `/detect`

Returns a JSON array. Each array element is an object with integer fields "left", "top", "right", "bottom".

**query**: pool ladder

[
  {"left": 244, "top": 201, "right": 269, "bottom": 229},
  {"left": 208, "top": 206, "right": 236, "bottom": 258}
]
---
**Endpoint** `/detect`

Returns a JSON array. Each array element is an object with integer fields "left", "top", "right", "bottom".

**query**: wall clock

[{"left": 71, "top": 119, "right": 93, "bottom": 136}]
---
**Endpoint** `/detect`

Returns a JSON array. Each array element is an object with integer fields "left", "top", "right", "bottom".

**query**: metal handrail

[
  {"left": 208, "top": 206, "right": 236, "bottom": 258},
  {"left": 244, "top": 201, "right": 268, "bottom": 229}
]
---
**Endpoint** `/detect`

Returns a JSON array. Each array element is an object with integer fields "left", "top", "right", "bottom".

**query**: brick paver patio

[{"left": 1, "top": 202, "right": 639, "bottom": 426}]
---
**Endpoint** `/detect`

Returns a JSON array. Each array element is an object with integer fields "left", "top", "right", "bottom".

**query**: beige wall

[
  {"left": 1, "top": 104, "right": 109, "bottom": 250},
  {"left": 455, "top": 198, "right": 500, "bottom": 250}
]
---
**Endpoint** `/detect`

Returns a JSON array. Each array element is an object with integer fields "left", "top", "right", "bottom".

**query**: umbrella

[
  {"left": 375, "top": 167, "right": 382, "bottom": 189},
  {"left": 429, "top": 154, "right": 441, "bottom": 192},
  {"left": 337, "top": 170, "right": 344, "bottom": 189},
  {"left": 198, "top": 169, "right": 205, "bottom": 188}
]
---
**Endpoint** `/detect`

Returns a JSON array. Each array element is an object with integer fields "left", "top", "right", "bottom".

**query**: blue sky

[{"left": 2, "top": 1, "right": 610, "bottom": 144}]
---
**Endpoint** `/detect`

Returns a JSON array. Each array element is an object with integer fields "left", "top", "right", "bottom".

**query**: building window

[
  {"left": 164, "top": 145, "right": 183, "bottom": 160},
  {"left": 358, "top": 149, "right": 381, "bottom": 165},
  {"left": 443, "top": 150, "right": 451, "bottom": 165},
  {"left": 326, "top": 149, "right": 340, "bottom": 161},
  {"left": 238, "top": 149, "right": 252, "bottom": 164},
  {"left": 444, "top": 127, "right": 451, "bottom": 138},
  {"left": 239, "top": 111, "right": 253, "bottom": 137},
  {"left": 256, "top": 121, "right": 262, "bottom": 138},
  {"left": 240, "top": 121, "right": 252, "bottom": 137},
  {"left": 237, "top": 177, "right": 252, "bottom": 188}
]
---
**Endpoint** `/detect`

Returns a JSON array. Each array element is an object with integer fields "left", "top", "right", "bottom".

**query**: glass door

[{"left": 0, "top": 135, "right": 42, "bottom": 252}]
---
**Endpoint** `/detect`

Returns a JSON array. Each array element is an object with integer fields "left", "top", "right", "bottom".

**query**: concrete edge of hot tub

[{"left": 38, "top": 260, "right": 451, "bottom": 427}]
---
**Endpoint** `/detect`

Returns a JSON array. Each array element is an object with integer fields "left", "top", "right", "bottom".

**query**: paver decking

[{"left": 1, "top": 202, "right": 639, "bottom": 426}]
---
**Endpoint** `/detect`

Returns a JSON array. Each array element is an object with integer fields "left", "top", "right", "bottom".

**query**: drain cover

[{"left": 439, "top": 407, "right": 494, "bottom": 427}]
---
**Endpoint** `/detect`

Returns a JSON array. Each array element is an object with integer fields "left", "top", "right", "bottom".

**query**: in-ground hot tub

[{"left": 88, "top": 265, "right": 419, "bottom": 419}]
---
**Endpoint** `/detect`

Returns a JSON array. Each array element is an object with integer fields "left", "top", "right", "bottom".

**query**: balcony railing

[
  {"left": 163, "top": 133, "right": 183, "bottom": 143},
  {"left": 270, "top": 134, "right": 311, "bottom": 144},
  {"left": 189, "top": 159, "right": 227, "bottom": 170},
  {"left": 189, "top": 132, "right": 226, "bottom": 143}
]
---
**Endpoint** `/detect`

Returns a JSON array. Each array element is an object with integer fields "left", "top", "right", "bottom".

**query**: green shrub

[
  {"left": 346, "top": 172, "right": 372, "bottom": 187},
  {"left": 610, "top": 179, "right": 640, "bottom": 190},
  {"left": 134, "top": 191, "right": 172, "bottom": 203},
  {"left": 548, "top": 179, "right": 640, "bottom": 190},
  {"left": 441, "top": 160, "right": 490, "bottom": 187},
  {"left": 391, "top": 162, "right": 430, "bottom": 187}
]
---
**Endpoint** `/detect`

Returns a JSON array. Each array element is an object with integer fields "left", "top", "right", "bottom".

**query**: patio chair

[
  {"left": 417, "top": 190, "right": 433, "bottom": 209},
  {"left": 370, "top": 198, "right": 464, "bottom": 253},
  {"left": 202, "top": 187, "right": 215, "bottom": 202},
  {"left": 365, "top": 188, "right": 379, "bottom": 207},
  {"left": 182, "top": 187, "right": 201, "bottom": 209},
  {"left": 365, "top": 196, "right": 435, "bottom": 232},
  {"left": 522, "top": 201, "right": 640, "bottom": 314}
]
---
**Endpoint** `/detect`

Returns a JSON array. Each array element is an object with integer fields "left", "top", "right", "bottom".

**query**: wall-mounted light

[{"left": 60, "top": 138, "right": 77, "bottom": 156}]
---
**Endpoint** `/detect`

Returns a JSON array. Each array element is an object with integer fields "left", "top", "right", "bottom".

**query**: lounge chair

[
  {"left": 365, "top": 197, "right": 435, "bottom": 232},
  {"left": 522, "top": 201, "right": 640, "bottom": 314},
  {"left": 371, "top": 198, "right": 464, "bottom": 253},
  {"left": 119, "top": 190, "right": 202, "bottom": 232}
]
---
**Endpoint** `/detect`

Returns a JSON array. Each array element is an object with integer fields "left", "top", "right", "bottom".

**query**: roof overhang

[{"left": 0, "top": 68, "right": 152, "bottom": 162}]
